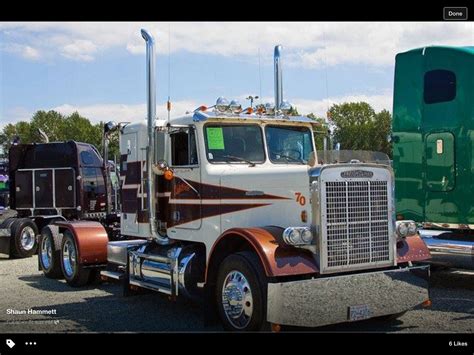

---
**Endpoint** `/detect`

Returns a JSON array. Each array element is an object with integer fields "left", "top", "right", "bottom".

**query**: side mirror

[
  {"left": 153, "top": 129, "right": 169, "bottom": 175},
  {"left": 307, "top": 151, "right": 317, "bottom": 167}
]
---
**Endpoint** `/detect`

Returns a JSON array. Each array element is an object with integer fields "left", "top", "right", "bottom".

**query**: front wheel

[
  {"left": 216, "top": 251, "right": 268, "bottom": 331},
  {"left": 60, "top": 231, "right": 91, "bottom": 287}
]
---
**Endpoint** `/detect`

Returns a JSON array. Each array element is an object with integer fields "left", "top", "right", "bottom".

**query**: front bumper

[{"left": 267, "top": 265, "right": 429, "bottom": 328}]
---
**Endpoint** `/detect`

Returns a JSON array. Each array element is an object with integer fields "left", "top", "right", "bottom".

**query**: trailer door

[{"left": 425, "top": 132, "right": 455, "bottom": 192}]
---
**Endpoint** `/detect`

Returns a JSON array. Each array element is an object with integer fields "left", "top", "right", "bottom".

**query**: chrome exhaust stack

[
  {"left": 141, "top": 28, "right": 168, "bottom": 245},
  {"left": 274, "top": 45, "right": 283, "bottom": 113}
]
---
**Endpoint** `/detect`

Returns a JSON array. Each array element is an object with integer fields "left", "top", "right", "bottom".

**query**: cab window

[
  {"left": 265, "top": 125, "right": 314, "bottom": 164},
  {"left": 204, "top": 124, "right": 265, "bottom": 164},
  {"left": 170, "top": 127, "right": 198, "bottom": 166}
]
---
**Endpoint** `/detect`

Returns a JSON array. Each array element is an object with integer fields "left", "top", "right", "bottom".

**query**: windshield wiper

[
  {"left": 222, "top": 155, "right": 256, "bottom": 167},
  {"left": 276, "top": 154, "right": 305, "bottom": 164}
]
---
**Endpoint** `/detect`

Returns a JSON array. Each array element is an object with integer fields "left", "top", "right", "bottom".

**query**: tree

[
  {"left": 327, "top": 102, "right": 392, "bottom": 157},
  {"left": 289, "top": 106, "right": 300, "bottom": 116},
  {"left": 307, "top": 113, "right": 330, "bottom": 151}
]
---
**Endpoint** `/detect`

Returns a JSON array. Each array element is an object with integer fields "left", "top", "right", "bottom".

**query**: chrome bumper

[
  {"left": 421, "top": 234, "right": 474, "bottom": 270},
  {"left": 267, "top": 265, "right": 429, "bottom": 328}
]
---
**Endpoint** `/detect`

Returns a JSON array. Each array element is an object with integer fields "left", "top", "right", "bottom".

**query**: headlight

[
  {"left": 283, "top": 227, "right": 312, "bottom": 246},
  {"left": 407, "top": 221, "right": 417, "bottom": 235},
  {"left": 288, "top": 228, "right": 302, "bottom": 244},
  {"left": 396, "top": 220, "right": 418, "bottom": 239},
  {"left": 397, "top": 222, "right": 408, "bottom": 238},
  {"left": 301, "top": 228, "right": 313, "bottom": 243}
]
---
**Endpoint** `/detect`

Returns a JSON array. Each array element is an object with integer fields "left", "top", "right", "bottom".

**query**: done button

[{"left": 443, "top": 7, "right": 468, "bottom": 20}]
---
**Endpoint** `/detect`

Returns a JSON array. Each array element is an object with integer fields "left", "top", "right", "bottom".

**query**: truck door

[
  {"left": 121, "top": 132, "right": 140, "bottom": 234},
  {"left": 168, "top": 126, "right": 201, "bottom": 230},
  {"left": 425, "top": 132, "right": 456, "bottom": 192},
  {"left": 422, "top": 49, "right": 464, "bottom": 223}
]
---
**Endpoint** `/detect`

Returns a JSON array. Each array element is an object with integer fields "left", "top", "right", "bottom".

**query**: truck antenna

[
  {"left": 167, "top": 23, "right": 171, "bottom": 124},
  {"left": 258, "top": 47, "right": 262, "bottom": 101}
]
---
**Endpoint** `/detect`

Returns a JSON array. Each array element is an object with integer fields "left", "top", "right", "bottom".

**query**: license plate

[{"left": 349, "top": 304, "right": 371, "bottom": 321}]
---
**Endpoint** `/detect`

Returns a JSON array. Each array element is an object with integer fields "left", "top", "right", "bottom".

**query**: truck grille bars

[{"left": 321, "top": 179, "right": 392, "bottom": 273}]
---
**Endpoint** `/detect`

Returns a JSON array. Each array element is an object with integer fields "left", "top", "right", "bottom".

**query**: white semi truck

[{"left": 38, "top": 29, "right": 432, "bottom": 331}]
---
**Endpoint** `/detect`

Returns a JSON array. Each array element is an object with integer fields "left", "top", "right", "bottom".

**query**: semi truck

[
  {"left": 393, "top": 45, "right": 474, "bottom": 269},
  {"left": 38, "top": 29, "right": 431, "bottom": 331},
  {"left": 0, "top": 133, "right": 120, "bottom": 260}
]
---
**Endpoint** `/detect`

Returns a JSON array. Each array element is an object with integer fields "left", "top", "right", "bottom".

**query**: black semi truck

[{"left": 0, "top": 140, "right": 120, "bottom": 259}]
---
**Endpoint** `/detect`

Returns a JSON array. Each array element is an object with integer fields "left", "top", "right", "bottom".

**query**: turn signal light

[
  {"left": 422, "top": 299, "right": 432, "bottom": 308},
  {"left": 271, "top": 323, "right": 281, "bottom": 332},
  {"left": 301, "top": 210, "right": 308, "bottom": 223},
  {"left": 164, "top": 169, "right": 174, "bottom": 181}
]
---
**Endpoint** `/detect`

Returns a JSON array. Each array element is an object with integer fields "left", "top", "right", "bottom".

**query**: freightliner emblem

[{"left": 341, "top": 170, "right": 374, "bottom": 178}]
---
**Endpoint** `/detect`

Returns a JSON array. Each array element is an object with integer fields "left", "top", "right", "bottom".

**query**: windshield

[
  {"left": 204, "top": 124, "right": 265, "bottom": 164},
  {"left": 265, "top": 125, "right": 314, "bottom": 164},
  {"left": 316, "top": 150, "right": 391, "bottom": 165}
]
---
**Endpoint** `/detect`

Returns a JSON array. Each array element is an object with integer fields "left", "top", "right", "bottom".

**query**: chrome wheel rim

[
  {"left": 40, "top": 235, "right": 52, "bottom": 270},
  {"left": 221, "top": 270, "right": 253, "bottom": 329},
  {"left": 20, "top": 226, "right": 36, "bottom": 251},
  {"left": 63, "top": 239, "right": 76, "bottom": 277}
]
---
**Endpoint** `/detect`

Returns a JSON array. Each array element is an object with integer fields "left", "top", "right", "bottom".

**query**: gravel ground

[{"left": 0, "top": 209, "right": 472, "bottom": 332}]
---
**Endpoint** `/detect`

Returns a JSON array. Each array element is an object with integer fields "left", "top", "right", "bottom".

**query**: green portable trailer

[{"left": 392, "top": 45, "right": 474, "bottom": 269}]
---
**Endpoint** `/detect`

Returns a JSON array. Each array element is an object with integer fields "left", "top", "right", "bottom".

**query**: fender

[
  {"left": 397, "top": 234, "right": 431, "bottom": 263},
  {"left": 54, "top": 221, "right": 108, "bottom": 265},
  {"left": 208, "top": 226, "right": 319, "bottom": 280}
]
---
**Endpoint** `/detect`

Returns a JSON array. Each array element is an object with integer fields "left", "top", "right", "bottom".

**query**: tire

[
  {"left": 10, "top": 218, "right": 38, "bottom": 258},
  {"left": 60, "top": 230, "right": 91, "bottom": 287},
  {"left": 216, "top": 251, "right": 269, "bottom": 331},
  {"left": 38, "top": 226, "right": 63, "bottom": 279},
  {"left": 0, "top": 217, "right": 17, "bottom": 230}
]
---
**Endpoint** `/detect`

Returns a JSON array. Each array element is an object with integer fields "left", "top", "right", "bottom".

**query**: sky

[{"left": 1, "top": 22, "right": 473, "bottom": 127}]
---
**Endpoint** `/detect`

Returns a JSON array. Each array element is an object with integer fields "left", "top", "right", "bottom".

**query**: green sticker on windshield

[{"left": 206, "top": 127, "right": 225, "bottom": 150}]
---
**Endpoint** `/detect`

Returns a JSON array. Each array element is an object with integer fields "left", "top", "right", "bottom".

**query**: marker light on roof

[
  {"left": 216, "top": 97, "right": 230, "bottom": 112},
  {"left": 265, "top": 102, "right": 275, "bottom": 115},
  {"left": 229, "top": 100, "right": 242, "bottom": 113},
  {"left": 280, "top": 101, "right": 292, "bottom": 115}
]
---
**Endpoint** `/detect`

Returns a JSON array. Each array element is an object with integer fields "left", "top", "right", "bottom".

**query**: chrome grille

[{"left": 323, "top": 180, "right": 391, "bottom": 271}]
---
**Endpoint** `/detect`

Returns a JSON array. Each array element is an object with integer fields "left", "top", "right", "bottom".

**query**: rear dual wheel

[
  {"left": 60, "top": 230, "right": 91, "bottom": 287},
  {"left": 10, "top": 218, "right": 38, "bottom": 258},
  {"left": 38, "top": 226, "right": 62, "bottom": 279}
]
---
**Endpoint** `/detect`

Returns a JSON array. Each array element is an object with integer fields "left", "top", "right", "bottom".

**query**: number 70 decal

[{"left": 295, "top": 192, "right": 306, "bottom": 206}]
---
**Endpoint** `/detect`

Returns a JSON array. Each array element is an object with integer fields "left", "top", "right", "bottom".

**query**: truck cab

[
  {"left": 0, "top": 141, "right": 112, "bottom": 258},
  {"left": 393, "top": 46, "right": 474, "bottom": 269}
]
